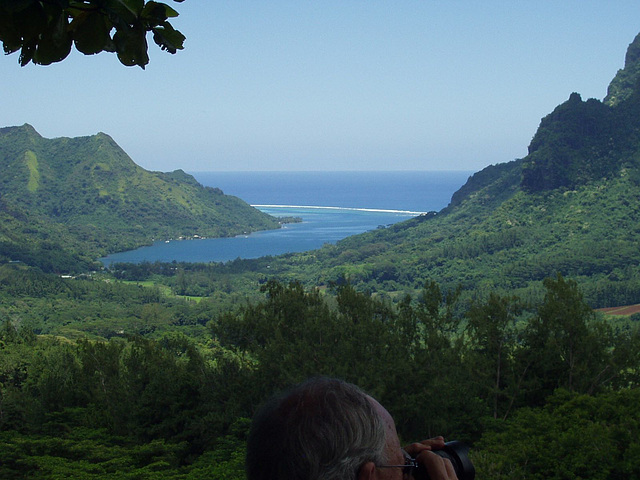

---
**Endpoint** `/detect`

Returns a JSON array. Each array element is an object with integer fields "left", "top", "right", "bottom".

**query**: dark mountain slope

[
  {"left": 0, "top": 125, "right": 279, "bottom": 272},
  {"left": 605, "top": 32, "right": 640, "bottom": 107}
]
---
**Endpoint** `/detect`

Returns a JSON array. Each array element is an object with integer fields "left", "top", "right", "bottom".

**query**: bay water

[{"left": 100, "top": 171, "right": 471, "bottom": 265}]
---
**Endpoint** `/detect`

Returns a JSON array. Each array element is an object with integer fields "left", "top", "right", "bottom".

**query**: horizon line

[{"left": 189, "top": 169, "right": 474, "bottom": 173}]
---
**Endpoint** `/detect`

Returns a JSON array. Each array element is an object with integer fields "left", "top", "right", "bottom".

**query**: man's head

[{"left": 246, "top": 377, "right": 399, "bottom": 480}]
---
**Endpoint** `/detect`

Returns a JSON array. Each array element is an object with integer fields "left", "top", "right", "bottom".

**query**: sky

[{"left": 2, "top": 2, "right": 640, "bottom": 173}]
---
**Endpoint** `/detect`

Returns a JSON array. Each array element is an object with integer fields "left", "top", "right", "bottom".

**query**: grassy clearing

[
  {"left": 120, "top": 280, "right": 204, "bottom": 303},
  {"left": 598, "top": 304, "right": 640, "bottom": 315},
  {"left": 25, "top": 151, "right": 39, "bottom": 192}
]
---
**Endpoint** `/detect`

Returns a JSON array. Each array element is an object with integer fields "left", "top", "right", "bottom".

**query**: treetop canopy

[{"left": 0, "top": 0, "right": 186, "bottom": 69}]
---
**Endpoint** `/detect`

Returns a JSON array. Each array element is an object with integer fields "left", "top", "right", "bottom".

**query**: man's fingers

[
  {"left": 419, "top": 436, "right": 445, "bottom": 449},
  {"left": 416, "top": 450, "right": 458, "bottom": 480},
  {"left": 404, "top": 436, "right": 446, "bottom": 456},
  {"left": 444, "top": 455, "right": 457, "bottom": 479}
]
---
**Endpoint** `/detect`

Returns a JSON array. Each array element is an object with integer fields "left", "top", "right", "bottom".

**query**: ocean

[{"left": 100, "top": 171, "right": 472, "bottom": 265}]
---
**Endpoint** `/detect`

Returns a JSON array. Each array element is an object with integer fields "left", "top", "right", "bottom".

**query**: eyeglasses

[{"left": 376, "top": 450, "right": 419, "bottom": 479}]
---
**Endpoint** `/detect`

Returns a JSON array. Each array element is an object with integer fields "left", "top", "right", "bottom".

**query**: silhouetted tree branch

[{"left": 0, "top": 0, "right": 186, "bottom": 68}]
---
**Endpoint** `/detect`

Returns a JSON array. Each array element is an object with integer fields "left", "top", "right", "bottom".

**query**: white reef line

[{"left": 252, "top": 204, "right": 426, "bottom": 215}]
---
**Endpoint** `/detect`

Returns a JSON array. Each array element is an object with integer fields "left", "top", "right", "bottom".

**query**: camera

[{"left": 414, "top": 441, "right": 475, "bottom": 480}]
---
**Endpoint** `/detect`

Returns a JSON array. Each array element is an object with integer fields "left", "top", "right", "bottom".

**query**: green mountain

[
  {"left": 0, "top": 125, "right": 280, "bottom": 272},
  {"left": 604, "top": 32, "right": 640, "bottom": 107},
  {"left": 211, "top": 33, "right": 640, "bottom": 309}
]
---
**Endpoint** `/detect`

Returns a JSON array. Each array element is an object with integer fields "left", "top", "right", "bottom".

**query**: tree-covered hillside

[
  {"left": 0, "top": 125, "right": 280, "bottom": 272},
  {"left": 1, "top": 271, "right": 639, "bottom": 479}
]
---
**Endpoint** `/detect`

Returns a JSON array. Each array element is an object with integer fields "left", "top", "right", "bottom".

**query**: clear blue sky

[{"left": 2, "top": 2, "right": 639, "bottom": 172}]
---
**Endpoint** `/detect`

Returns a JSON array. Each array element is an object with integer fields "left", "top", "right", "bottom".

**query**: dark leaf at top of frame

[
  {"left": 152, "top": 22, "right": 185, "bottom": 54},
  {"left": 71, "top": 11, "right": 113, "bottom": 55},
  {"left": 0, "top": 0, "right": 37, "bottom": 14},
  {"left": 142, "top": 1, "right": 179, "bottom": 25},
  {"left": 114, "top": 24, "right": 149, "bottom": 68},
  {"left": 105, "top": 0, "right": 145, "bottom": 26},
  {"left": 32, "top": 9, "right": 73, "bottom": 65}
]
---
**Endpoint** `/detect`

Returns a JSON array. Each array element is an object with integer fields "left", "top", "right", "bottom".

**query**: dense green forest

[
  {"left": 2, "top": 28, "right": 640, "bottom": 480},
  {"left": 2, "top": 271, "right": 639, "bottom": 478},
  {"left": 0, "top": 124, "right": 281, "bottom": 273}
]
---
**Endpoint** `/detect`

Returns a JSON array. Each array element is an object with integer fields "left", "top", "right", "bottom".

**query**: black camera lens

[{"left": 414, "top": 441, "right": 475, "bottom": 480}]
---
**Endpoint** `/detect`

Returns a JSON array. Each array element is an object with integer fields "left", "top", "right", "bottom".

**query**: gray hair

[{"left": 246, "top": 378, "right": 387, "bottom": 480}]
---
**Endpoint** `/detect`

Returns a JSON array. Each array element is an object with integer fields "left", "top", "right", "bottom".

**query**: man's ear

[{"left": 358, "top": 461, "right": 376, "bottom": 480}]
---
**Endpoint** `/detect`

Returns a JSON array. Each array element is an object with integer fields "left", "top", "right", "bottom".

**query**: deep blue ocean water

[
  {"left": 100, "top": 171, "right": 472, "bottom": 265},
  {"left": 192, "top": 171, "right": 470, "bottom": 213}
]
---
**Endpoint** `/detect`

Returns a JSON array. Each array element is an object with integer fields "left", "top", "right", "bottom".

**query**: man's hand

[{"left": 404, "top": 437, "right": 458, "bottom": 480}]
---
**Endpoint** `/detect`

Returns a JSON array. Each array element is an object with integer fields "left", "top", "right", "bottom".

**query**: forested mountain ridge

[
  {"left": 0, "top": 124, "right": 280, "bottom": 272},
  {"left": 605, "top": 32, "right": 640, "bottom": 107},
  {"left": 449, "top": 33, "right": 640, "bottom": 198}
]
